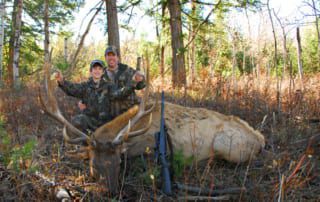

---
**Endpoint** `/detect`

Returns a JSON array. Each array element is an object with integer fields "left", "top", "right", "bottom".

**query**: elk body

[{"left": 127, "top": 102, "right": 265, "bottom": 163}]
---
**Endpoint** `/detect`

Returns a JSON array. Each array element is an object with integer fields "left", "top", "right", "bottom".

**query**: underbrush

[{"left": 0, "top": 73, "right": 319, "bottom": 201}]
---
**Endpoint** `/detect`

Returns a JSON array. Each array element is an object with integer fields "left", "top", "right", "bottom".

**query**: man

[
  {"left": 103, "top": 45, "right": 146, "bottom": 118},
  {"left": 55, "top": 59, "right": 112, "bottom": 132}
]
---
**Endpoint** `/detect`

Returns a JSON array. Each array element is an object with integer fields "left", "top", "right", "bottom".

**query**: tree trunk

[
  {"left": 311, "top": 0, "right": 320, "bottom": 70},
  {"left": 190, "top": 0, "right": 196, "bottom": 84},
  {"left": 245, "top": 8, "right": 254, "bottom": 74},
  {"left": 167, "top": 0, "right": 186, "bottom": 88},
  {"left": 0, "top": 0, "right": 5, "bottom": 85},
  {"left": 267, "top": 0, "right": 280, "bottom": 113},
  {"left": 281, "top": 33, "right": 288, "bottom": 75},
  {"left": 231, "top": 35, "right": 237, "bottom": 91},
  {"left": 242, "top": 42, "right": 246, "bottom": 73},
  {"left": 64, "top": 37, "right": 68, "bottom": 61},
  {"left": 105, "top": 0, "right": 120, "bottom": 59},
  {"left": 296, "top": 27, "right": 304, "bottom": 88},
  {"left": 159, "top": 1, "right": 166, "bottom": 82},
  {"left": 44, "top": 0, "right": 49, "bottom": 62},
  {"left": 8, "top": 0, "right": 23, "bottom": 88},
  {"left": 273, "top": 10, "right": 288, "bottom": 75}
]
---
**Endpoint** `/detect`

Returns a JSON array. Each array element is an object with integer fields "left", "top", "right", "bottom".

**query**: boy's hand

[
  {"left": 78, "top": 101, "right": 86, "bottom": 111},
  {"left": 133, "top": 71, "right": 144, "bottom": 82},
  {"left": 55, "top": 71, "right": 63, "bottom": 83}
]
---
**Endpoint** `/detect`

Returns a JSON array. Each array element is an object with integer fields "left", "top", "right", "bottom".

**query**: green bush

[
  {"left": 0, "top": 115, "right": 38, "bottom": 173},
  {"left": 8, "top": 139, "right": 37, "bottom": 172},
  {"left": 172, "top": 148, "right": 193, "bottom": 178}
]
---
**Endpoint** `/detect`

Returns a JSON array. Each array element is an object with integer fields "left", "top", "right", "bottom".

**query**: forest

[{"left": 0, "top": 0, "right": 319, "bottom": 201}]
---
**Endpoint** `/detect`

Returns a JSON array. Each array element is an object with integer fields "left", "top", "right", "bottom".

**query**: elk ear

[{"left": 91, "top": 139, "right": 97, "bottom": 148}]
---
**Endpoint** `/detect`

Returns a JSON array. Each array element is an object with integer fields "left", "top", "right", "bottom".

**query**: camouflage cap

[
  {"left": 105, "top": 45, "right": 118, "bottom": 56},
  {"left": 90, "top": 59, "right": 105, "bottom": 71}
]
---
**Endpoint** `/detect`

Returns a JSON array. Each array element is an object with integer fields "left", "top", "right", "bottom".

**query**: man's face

[
  {"left": 105, "top": 52, "right": 119, "bottom": 70},
  {"left": 90, "top": 65, "right": 104, "bottom": 80}
]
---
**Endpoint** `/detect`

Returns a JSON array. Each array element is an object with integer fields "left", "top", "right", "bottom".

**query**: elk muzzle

[{"left": 89, "top": 141, "right": 121, "bottom": 194}]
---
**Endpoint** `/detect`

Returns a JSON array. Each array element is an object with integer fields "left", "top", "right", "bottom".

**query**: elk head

[{"left": 39, "top": 62, "right": 154, "bottom": 194}]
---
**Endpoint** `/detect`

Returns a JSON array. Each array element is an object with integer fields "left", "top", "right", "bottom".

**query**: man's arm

[
  {"left": 132, "top": 71, "right": 146, "bottom": 90},
  {"left": 110, "top": 68, "right": 145, "bottom": 99}
]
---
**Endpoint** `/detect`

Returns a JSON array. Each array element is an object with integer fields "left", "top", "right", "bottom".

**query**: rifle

[{"left": 154, "top": 91, "right": 172, "bottom": 195}]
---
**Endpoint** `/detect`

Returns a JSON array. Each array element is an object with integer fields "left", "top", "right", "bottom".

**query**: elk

[
  {"left": 40, "top": 62, "right": 265, "bottom": 193},
  {"left": 39, "top": 62, "right": 154, "bottom": 194}
]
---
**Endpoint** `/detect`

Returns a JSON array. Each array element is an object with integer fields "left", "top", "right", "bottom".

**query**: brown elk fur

[
  {"left": 126, "top": 102, "right": 265, "bottom": 163},
  {"left": 94, "top": 105, "right": 139, "bottom": 141}
]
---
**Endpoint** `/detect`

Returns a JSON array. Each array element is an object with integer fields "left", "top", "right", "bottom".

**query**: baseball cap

[
  {"left": 90, "top": 59, "right": 105, "bottom": 70},
  {"left": 105, "top": 45, "right": 118, "bottom": 56}
]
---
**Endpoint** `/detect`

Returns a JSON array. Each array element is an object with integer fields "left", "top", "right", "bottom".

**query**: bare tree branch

[
  {"left": 65, "top": 1, "right": 103, "bottom": 77},
  {"left": 184, "top": 0, "right": 222, "bottom": 50}
]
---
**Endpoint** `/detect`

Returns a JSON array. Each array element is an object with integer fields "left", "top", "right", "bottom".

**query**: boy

[{"left": 55, "top": 59, "right": 112, "bottom": 132}]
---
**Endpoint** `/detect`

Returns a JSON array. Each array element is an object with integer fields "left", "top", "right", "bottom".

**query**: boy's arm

[{"left": 58, "top": 80, "right": 86, "bottom": 99}]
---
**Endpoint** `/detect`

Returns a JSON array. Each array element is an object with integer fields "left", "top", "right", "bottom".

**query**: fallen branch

[
  {"left": 174, "top": 182, "right": 246, "bottom": 196},
  {"left": 289, "top": 134, "right": 320, "bottom": 149}
]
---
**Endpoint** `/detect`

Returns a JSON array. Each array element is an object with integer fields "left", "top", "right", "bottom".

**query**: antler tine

[
  {"left": 113, "top": 113, "right": 153, "bottom": 145},
  {"left": 40, "top": 62, "right": 89, "bottom": 143},
  {"left": 128, "top": 113, "right": 153, "bottom": 137},
  {"left": 112, "top": 61, "right": 154, "bottom": 144},
  {"left": 63, "top": 127, "right": 88, "bottom": 144}
]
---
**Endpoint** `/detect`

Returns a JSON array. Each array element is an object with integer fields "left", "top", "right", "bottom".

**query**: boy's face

[
  {"left": 105, "top": 52, "right": 119, "bottom": 70},
  {"left": 90, "top": 65, "right": 104, "bottom": 80}
]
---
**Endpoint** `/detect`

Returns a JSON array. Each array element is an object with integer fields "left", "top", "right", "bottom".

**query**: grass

[{"left": 0, "top": 72, "right": 319, "bottom": 200}]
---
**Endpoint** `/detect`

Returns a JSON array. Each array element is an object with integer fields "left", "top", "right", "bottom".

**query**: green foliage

[
  {"left": 138, "top": 39, "right": 161, "bottom": 77},
  {"left": 142, "top": 165, "right": 160, "bottom": 185},
  {"left": 0, "top": 116, "right": 9, "bottom": 145},
  {"left": 55, "top": 59, "right": 70, "bottom": 72},
  {"left": 8, "top": 139, "right": 37, "bottom": 172},
  {"left": 0, "top": 115, "right": 38, "bottom": 173},
  {"left": 172, "top": 148, "right": 193, "bottom": 178},
  {"left": 236, "top": 51, "right": 255, "bottom": 74},
  {"left": 302, "top": 27, "right": 319, "bottom": 73},
  {"left": 3, "top": 0, "right": 85, "bottom": 84}
]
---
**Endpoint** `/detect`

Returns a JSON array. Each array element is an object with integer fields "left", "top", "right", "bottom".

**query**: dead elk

[
  {"left": 39, "top": 62, "right": 154, "bottom": 194},
  {"left": 127, "top": 102, "right": 266, "bottom": 163}
]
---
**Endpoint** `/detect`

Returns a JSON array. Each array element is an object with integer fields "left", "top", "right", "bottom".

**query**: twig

[
  {"left": 278, "top": 174, "right": 285, "bottom": 202},
  {"left": 119, "top": 152, "right": 128, "bottom": 200},
  {"left": 175, "top": 182, "right": 246, "bottom": 195},
  {"left": 177, "top": 195, "right": 230, "bottom": 201},
  {"left": 239, "top": 148, "right": 254, "bottom": 201}
]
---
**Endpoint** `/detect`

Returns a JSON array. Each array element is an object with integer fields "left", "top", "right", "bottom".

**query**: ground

[{"left": 0, "top": 74, "right": 319, "bottom": 201}]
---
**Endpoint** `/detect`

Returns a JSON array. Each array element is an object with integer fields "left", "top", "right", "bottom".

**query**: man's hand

[
  {"left": 55, "top": 71, "right": 63, "bottom": 83},
  {"left": 78, "top": 101, "right": 87, "bottom": 111},
  {"left": 133, "top": 71, "right": 144, "bottom": 82}
]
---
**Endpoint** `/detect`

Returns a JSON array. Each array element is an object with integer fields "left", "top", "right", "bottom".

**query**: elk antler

[
  {"left": 39, "top": 62, "right": 89, "bottom": 145},
  {"left": 112, "top": 63, "right": 155, "bottom": 145}
]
